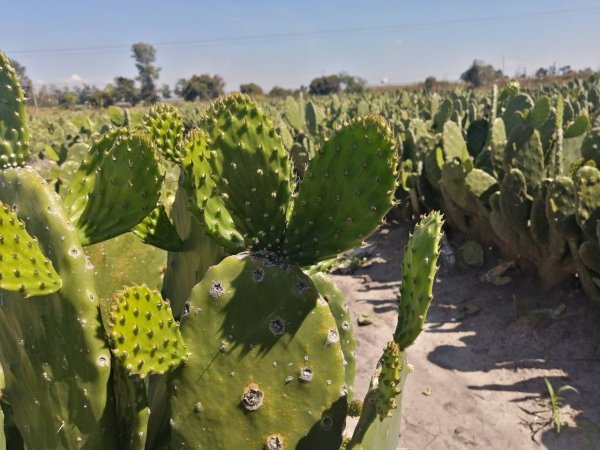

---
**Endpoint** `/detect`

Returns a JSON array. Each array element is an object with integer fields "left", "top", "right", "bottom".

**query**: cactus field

[{"left": 1, "top": 49, "right": 600, "bottom": 450}]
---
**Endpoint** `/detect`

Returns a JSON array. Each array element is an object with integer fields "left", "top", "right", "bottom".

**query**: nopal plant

[{"left": 0, "top": 52, "right": 443, "bottom": 450}]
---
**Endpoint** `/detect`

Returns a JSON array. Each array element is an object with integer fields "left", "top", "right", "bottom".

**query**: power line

[{"left": 7, "top": 6, "right": 600, "bottom": 57}]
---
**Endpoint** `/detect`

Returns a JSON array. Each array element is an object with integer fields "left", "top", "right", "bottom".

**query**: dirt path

[{"left": 330, "top": 221, "right": 600, "bottom": 450}]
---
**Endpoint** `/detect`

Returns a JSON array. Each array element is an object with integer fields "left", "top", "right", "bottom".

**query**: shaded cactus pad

[
  {"left": 169, "top": 253, "right": 347, "bottom": 450},
  {"left": 108, "top": 285, "right": 188, "bottom": 377},
  {"left": 0, "top": 201, "right": 61, "bottom": 296}
]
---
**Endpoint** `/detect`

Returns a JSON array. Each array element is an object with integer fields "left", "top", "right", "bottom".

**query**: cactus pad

[
  {"left": 311, "top": 273, "right": 357, "bottom": 401},
  {"left": 499, "top": 168, "right": 531, "bottom": 232},
  {"left": 442, "top": 121, "right": 469, "bottom": 162},
  {"left": 0, "top": 201, "right": 62, "bottom": 296},
  {"left": 283, "top": 116, "right": 397, "bottom": 265},
  {"left": 373, "top": 341, "right": 404, "bottom": 420},
  {"left": 394, "top": 211, "right": 444, "bottom": 349},
  {"left": 0, "top": 52, "right": 29, "bottom": 168},
  {"left": 107, "top": 285, "right": 188, "bottom": 377},
  {"left": 0, "top": 167, "right": 117, "bottom": 449},
  {"left": 132, "top": 203, "right": 184, "bottom": 252},
  {"left": 202, "top": 93, "right": 293, "bottom": 250},
  {"left": 66, "top": 130, "right": 163, "bottom": 246},
  {"left": 141, "top": 103, "right": 184, "bottom": 163},
  {"left": 574, "top": 165, "right": 600, "bottom": 242},
  {"left": 169, "top": 253, "right": 347, "bottom": 450}
]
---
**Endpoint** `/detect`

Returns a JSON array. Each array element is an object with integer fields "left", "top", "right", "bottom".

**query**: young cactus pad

[
  {"left": 394, "top": 211, "right": 444, "bottom": 349},
  {"left": 0, "top": 51, "right": 29, "bottom": 168},
  {"left": 0, "top": 200, "right": 62, "bottom": 296},
  {"left": 107, "top": 285, "right": 188, "bottom": 378},
  {"left": 168, "top": 253, "right": 347, "bottom": 450}
]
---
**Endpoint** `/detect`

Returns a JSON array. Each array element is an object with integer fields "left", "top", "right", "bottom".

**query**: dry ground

[{"left": 331, "top": 221, "right": 600, "bottom": 450}]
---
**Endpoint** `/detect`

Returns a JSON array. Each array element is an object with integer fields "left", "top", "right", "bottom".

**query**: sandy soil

[{"left": 330, "top": 221, "right": 600, "bottom": 450}]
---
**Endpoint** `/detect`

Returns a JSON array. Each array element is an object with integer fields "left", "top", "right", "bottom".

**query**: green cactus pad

[
  {"left": 311, "top": 273, "right": 357, "bottom": 401},
  {"left": 499, "top": 168, "right": 531, "bottom": 232},
  {"left": 181, "top": 129, "right": 244, "bottom": 252},
  {"left": 169, "top": 253, "right": 347, "bottom": 450},
  {"left": 503, "top": 93, "right": 534, "bottom": 137},
  {"left": 394, "top": 211, "right": 444, "bottom": 349},
  {"left": 347, "top": 350, "right": 409, "bottom": 450},
  {"left": 581, "top": 127, "right": 600, "bottom": 166},
  {"left": 464, "top": 168, "right": 499, "bottom": 203},
  {"left": 132, "top": 203, "right": 184, "bottom": 252},
  {"left": 0, "top": 52, "right": 29, "bottom": 168},
  {"left": 202, "top": 93, "right": 293, "bottom": 250},
  {"left": 462, "top": 240, "right": 485, "bottom": 267},
  {"left": 283, "top": 116, "right": 397, "bottom": 266},
  {"left": 564, "top": 114, "right": 589, "bottom": 139},
  {"left": 107, "top": 285, "right": 187, "bottom": 377},
  {"left": 546, "top": 177, "right": 579, "bottom": 238},
  {"left": 373, "top": 341, "right": 404, "bottom": 420},
  {"left": 529, "top": 97, "right": 551, "bottom": 129},
  {"left": 504, "top": 124, "right": 545, "bottom": 192},
  {"left": 489, "top": 118, "right": 506, "bottom": 176},
  {"left": 0, "top": 201, "right": 62, "bottom": 296},
  {"left": 67, "top": 130, "right": 163, "bottom": 246},
  {"left": 574, "top": 165, "right": 600, "bottom": 242},
  {"left": 466, "top": 119, "right": 489, "bottom": 157},
  {"left": 0, "top": 167, "right": 117, "bottom": 449},
  {"left": 141, "top": 103, "right": 184, "bottom": 163},
  {"left": 442, "top": 121, "right": 469, "bottom": 162}
]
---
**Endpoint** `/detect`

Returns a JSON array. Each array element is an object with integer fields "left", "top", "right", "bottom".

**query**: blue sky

[{"left": 2, "top": 0, "right": 600, "bottom": 91}]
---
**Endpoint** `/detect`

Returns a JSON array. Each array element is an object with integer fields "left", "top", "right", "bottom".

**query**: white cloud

[{"left": 65, "top": 73, "right": 83, "bottom": 84}]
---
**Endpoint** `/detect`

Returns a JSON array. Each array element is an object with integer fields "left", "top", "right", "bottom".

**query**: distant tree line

[{"left": 9, "top": 42, "right": 372, "bottom": 108}]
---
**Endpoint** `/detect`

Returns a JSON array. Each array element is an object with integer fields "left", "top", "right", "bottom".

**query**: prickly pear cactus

[
  {"left": 0, "top": 200, "right": 62, "bottom": 296},
  {"left": 0, "top": 168, "right": 118, "bottom": 450},
  {"left": 141, "top": 103, "right": 184, "bottom": 164},
  {"left": 348, "top": 211, "right": 444, "bottom": 450},
  {"left": 0, "top": 52, "right": 29, "bottom": 168},
  {"left": 168, "top": 253, "right": 348, "bottom": 450}
]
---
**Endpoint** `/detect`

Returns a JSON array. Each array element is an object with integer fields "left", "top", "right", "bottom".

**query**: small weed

[{"left": 544, "top": 377, "right": 579, "bottom": 434}]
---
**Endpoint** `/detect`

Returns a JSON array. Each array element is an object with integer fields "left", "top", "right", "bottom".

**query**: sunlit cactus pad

[
  {"left": 0, "top": 52, "right": 29, "bottom": 168},
  {"left": 108, "top": 285, "right": 187, "bottom": 377},
  {"left": 0, "top": 201, "right": 61, "bottom": 296}
]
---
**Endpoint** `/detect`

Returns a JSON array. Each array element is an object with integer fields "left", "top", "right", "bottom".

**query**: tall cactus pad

[
  {"left": 141, "top": 103, "right": 184, "bottom": 163},
  {"left": 69, "top": 130, "right": 163, "bottom": 246},
  {"left": 169, "top": 253, "right": 347, "bottom": 450},
  {"left": 373, "top": 342, "right": 404, "bottom": 420},
  {"left": 283, "top": 116, "right": 397, "bottom": 265},
  {"left": 394, "top": 211, "right": 444, "bottom": 349},
  {"left": 202, "top": 93, "right": 293, "bottom": 250},
  {"left": 0, "top": 52, "right": 29, "bottom": 168},
  {"left": 546, "top": 177, "right": 579, "bottom": 238},
  {"left": 442, "top": 121, "right": 469, "bottom": 162},
  {"left": 182, "top": 129, "right": 244, "bottom": 251},
  {"left": 504, "top": 125, "right": 544, "bottom": 192},
  {"left": 0, "top": 201, "right": 62, "bottom": 296},
  {"left": 0, "top": 167, "right": 117, "bottom": 449},
  {"left": 574, "top": 165, "right": 600, "bottom": 242},
  {"left": 107, "top": 285, "right": 188, "bottom": 377},
  {"left": 499, "top": 168, "right": 531, "bottom": 232},
  {"left": 311, "top": 273, "right": 357, "bottom": 401}
]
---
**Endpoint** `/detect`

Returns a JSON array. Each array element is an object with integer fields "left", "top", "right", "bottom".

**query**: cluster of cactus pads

[{"left": 0, "top": 52, "right": 443, "bottom": 449}]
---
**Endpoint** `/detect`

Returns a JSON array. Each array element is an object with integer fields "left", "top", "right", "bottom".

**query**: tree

[
  {"left": 460, "top": 60, "right": 504, "bottom": 87},
  {"left": 268, "top": 86, "right": 293, "bottom": 97},
  {"left": 309, "top": 75, "right": 342, "bottom": 95},
  {"left": 131, "top": 42, "right": 160, "bottom": 103},
  {"left": 239, "top": 83, "right": 263, "bottom": 96},
  {"left": 339, "top": 73, "right": 366, "bottom": 93},
  {"left": 113, "top": 76, "right": 139, "bottom": 104},
  {"left": 160, "top": 84, "right": 171, "bottom": 99},
  {"left": 423, "top": 76, "right": 437, "bottom": 91},
  {"left": 180, "top": 74, "right": 225, "bottom": 101},
  {"left": 9, "top": 58, "right": 33, "bottom": 100},
  {"left": 535, "top": 67, "right": 549, "bottom": 78}
]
